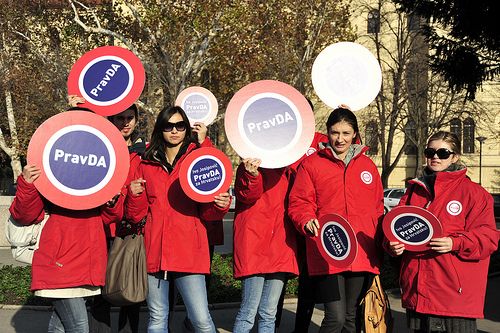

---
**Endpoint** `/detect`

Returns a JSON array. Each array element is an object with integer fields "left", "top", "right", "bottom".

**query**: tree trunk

[{"left": 5, "top": 89, "right": 22, "bottom": 181}]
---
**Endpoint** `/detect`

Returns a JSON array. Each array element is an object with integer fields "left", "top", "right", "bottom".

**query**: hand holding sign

[
  {"left": 179, "top": 147, "right": 233, "bottom": 203},
  {"left": 22, "top": 165, "right": 42, "bottom": 183},
  {"left": 382, "top": 206, "right": 443, "bottom": 252}
]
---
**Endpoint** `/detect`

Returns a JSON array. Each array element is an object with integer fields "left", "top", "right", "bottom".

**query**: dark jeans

[
  {"left": 293, "top": 270, "right": 316, "bottom": 333},
  {"left": 320, "top": 272, "right": 372, "bottom": 333}
]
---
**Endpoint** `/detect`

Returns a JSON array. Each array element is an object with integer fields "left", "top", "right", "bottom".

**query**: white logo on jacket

[
  {"left": 306, "top": 147, "right": 317, "bottom": 156},
  {"left": 446, "top": 200, "right": 462, "bottom": 216},
  {"left": 360, "top": 171, "right": 373, "bottom": 184}
]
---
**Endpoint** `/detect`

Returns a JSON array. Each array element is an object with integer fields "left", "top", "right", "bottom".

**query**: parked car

[{"left": 383, "top": 188, "right": 406, "bottom": 213}]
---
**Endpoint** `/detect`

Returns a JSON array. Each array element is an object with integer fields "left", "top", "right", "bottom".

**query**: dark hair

[
  {"left": 108, "top": 104, "right": 140, "bottom": 142},
  {"left": 66, "top": 106, "right": 94, "bottom": 112},
  {"left": 326, "top": 107, "right": 361, "bottom": 143},
  {"left": 144, "top": 106, "right": 193, "bottom": 161},
  {"left": 427, "top": 131, "right": 462, "bottom": 155}
]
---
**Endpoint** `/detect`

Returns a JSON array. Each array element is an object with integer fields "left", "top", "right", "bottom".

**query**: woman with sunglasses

[
  {"left": 125, "top": 106, "right": 231, "bottom": 333},
  {"left": 387, "top": 131, "right": 498, "bottom": 333},
  {"left": 288, "top": 107, "right": 384, "bottom": 333}
]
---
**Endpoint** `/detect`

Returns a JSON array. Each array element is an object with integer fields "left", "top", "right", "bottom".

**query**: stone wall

[{"left": 0, "top": 196, "right": 14, "bottom": 248}]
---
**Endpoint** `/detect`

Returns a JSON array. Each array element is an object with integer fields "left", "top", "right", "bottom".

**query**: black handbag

[{"left": 103, "top": 221, "right": 148, "bottom": 306}]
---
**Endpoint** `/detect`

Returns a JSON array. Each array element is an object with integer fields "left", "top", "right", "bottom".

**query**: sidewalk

[{"left": 1, "top": 249, "right": 499, "bottom": 332}]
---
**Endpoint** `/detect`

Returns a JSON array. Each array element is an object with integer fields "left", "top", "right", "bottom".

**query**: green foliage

[{"left": 0, "top": 265, "right": 38, "bottom": 305}]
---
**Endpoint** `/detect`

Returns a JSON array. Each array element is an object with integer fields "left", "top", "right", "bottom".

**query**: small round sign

[
  {"left": 175, "top": 86, "right": 218, "bottom": 126},
  {"left": 225, "top": 80, "right": 315, "bottom": 169},
  {"left": 311, "top": 42, "right": 382, "bottom": 111},
  {"left": 179, "top": 147, "right": 233, "bottom": 203},
  {"left": 27, "top": 111, "right": 130, "bottom": 210},
  {"left": 382, "top": 206, "right": 444, "bottom": 251},
  {"left": 67, "top": 46, "right": 145, "bottom": 116},
  {"left": 315, "top": 214, "right": 358, "bottom": 268}
]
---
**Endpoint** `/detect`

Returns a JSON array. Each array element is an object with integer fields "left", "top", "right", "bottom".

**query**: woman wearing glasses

[
  {"left": 387, "top": 131, "right": 498, "bottom": 333},
  {"left": 126, "top": 106, "right": 231, "bottom": 333}
]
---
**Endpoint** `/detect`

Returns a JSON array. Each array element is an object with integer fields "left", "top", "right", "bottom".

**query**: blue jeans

[
  {"left": 48, "top": 297, "right": 89, "bottom": 333},
  {"left": 147, "top": 273, "right": 215, "bottom": 333},
  {"left": 233, "top": 273, "right": 286, "bottom": 333}
]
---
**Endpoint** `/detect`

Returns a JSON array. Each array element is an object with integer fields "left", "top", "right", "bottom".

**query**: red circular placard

[
  {"left": 27, "top": 111, "right": 130, "bottom": 210},
  {"left": 225, "top": 80, "right": 315, "bottom": 169},
  {"left": 315, "top": 214, "right": 358, "bottom": 268},
  {"left": 382, "top": 205, "right": 443, "bottom": 251},
  {"left": 179, "top": 147, "right": 233, "bottom": 203},
  {"left": 67, "top": 46, "right": 145, "bottom": 116},
  {"left": 175, "top": 86, "right": 218, "bottom": 126}
]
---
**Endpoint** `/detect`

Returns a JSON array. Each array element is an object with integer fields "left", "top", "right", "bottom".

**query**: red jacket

[
  {"left": 9, "top": 176, "right": 120, "bottom": 291},
  {"left": 288, "top": 144, "right": 384, "bottom": 276},
  {"left": 233, "top": 165, "right": 299, "bottom": 278},
  {"left": 394, "top": 168, "right": 498, "bottom": 318},
  {"left": 125, "top": 143, "right": 229, "bottom": 274},
  {"left": 289, "top": 132, "right": 328, "bottom": 173}
]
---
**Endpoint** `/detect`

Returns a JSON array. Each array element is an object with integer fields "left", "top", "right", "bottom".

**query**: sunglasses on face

[
  {"left": 163, "top": 121, "right": 187, "bottom": 132},
  {"left": 424, "top": 148, "right": 455, "bottom": 159}
]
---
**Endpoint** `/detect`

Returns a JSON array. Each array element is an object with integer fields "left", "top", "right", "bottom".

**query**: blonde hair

[{"left": 427, "top": 131, "right": 461, "bottom": 155}]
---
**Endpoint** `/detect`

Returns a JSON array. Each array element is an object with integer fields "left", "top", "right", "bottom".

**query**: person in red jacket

[
  {"left": 232, "top": 157, "right": 299, "bottom": 332},
  {"left": 9, "top": 166, "right": 121, "bottom": 333},
  {"left": 288, "top": 107, "right": 384, "bottom": 333},
  {"left": 126, "top": 106, "right": 230, "bottom": 333},
  {"left": 386, "top": 131, "right": 498, "bottom": 333}
]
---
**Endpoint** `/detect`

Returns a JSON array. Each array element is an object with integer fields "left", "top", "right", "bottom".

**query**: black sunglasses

[
  {"left": 424, "top": 148, "right": 455, "bottom": 159},
  {"left": 163, "top": 121, "right": 187, "bottom": 132}
]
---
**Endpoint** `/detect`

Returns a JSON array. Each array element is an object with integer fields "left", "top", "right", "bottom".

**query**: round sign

[
  {"left": 311, "top": 42, "right": 382, "bottom": 111},
  {"left": 27, "top": 111, "right": 130, "bottom": 210},
  {"left": 382, "top": 206, "right": 444, "bottom": 251},
  {"left": 179, "top": 147, "right": 233, "bottom": 203},
  {"left": 225, "top": 80, "right": 315, "bottom": 169},
  {"left": 67, "top": 46, "right": 145, "bottom": 116},
  {"left": 175, "top": 86, "right": 218, "bottom": 126},
  {"left": 315, "top": 214, "right": 358, "bottom": 268}
]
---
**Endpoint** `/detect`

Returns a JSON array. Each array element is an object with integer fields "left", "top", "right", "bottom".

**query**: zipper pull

[{"left": 458, "top": 287, "right": 462, "bottom": 293}]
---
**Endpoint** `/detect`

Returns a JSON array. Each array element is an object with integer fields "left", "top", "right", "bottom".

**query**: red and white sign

[
  {"left": 312, "top": 42, "right": 382, "bottom": 111},
  {"left": 179, "top": 147, "right": 233, "bottom": 203},
  {"left": 175, "top": 86, "right": 218, "bottom": 126},
  {"left": 225, "top": 80, "right": 315, "bottom": 169},
  {"left": 67, "top": 46, "right": 145, "bottom": 116},
  {"left": 27, "top": 111, "right": 130, "bottom": 210},
  {"left": 314, "top": 214, "right": 358, "bottom": 268},
  {"left": 382, "top": 205, "right": 444, "bottom": 251}
]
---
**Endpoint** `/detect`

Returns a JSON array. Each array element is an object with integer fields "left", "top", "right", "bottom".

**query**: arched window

[
  {"left": 368, "top": 9, "right": 380, "bottom": 34},
  {"left": 365, "top": 121, "right": 379, "bottom": 155},
  {"left": 463, "top": 117, "right": 475, "bottom": 154},
  {"left": 405, "top": 120, "right": 417, "bottom": 155},
  {"left": 450, "top": 118, "right": 462, "bottom": 139}
]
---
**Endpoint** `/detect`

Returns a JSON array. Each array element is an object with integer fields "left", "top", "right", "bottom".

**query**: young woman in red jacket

[
  {"left": 387, "top": 131, "right": 498, "bottom": 333},
  {"left": 232, "top": 157, "right": 299, "bottom": 332},
  {"left": 288, "top": 107, "right": 384, "bottom": 333},
  {"left": 126, "top": 106, "right": 230, "bottom": 333}
]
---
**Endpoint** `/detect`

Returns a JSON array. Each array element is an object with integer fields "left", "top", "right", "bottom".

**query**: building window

[
  {"left": 405, "top": 120, "right": 417, "bottom": 155},
  {"left": 450, "top": 118, "right": 462, "bottom": 139},
  {"left": 463, "top": 117, "right": 475, "bottom": 154},
  {"left": 368, "top": 9, "right": 380, "bottom": 34},
  {"left": 365, "top": 120, "right": 379, "bottom": 155},
  {"left": 408, "top": 13, "right": 420, "bottom": 31}
]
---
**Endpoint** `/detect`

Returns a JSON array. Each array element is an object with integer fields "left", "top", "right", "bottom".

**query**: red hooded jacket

[
  {"left": 394, "top": 168, "right": 498, "bottom": 318},
  {"left": 288, "top": 144, "right": 384, "bottom": 276},
  {"left": 9, "top": 176, "right": 121, "bottom": 291},
  {"left": 233, "top": 165, "right": 299, "bottom": 278},
  {"left": 125, "top": 142, "right": 229, "bottom": 274}
]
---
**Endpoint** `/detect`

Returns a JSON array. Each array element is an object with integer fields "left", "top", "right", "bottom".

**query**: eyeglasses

[
  {"left": 163, "top": 121, "right": 187, "bottom": 132},
  {"left": 424, "top": 148, "right": 455, "bottom": 159}
]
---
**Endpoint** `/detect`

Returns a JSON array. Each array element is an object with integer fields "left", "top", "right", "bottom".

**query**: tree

[
  {"left": 393, "top": 0, "right": 500, "bottom": 100},
  {"left": 355, "top": 0, "right": 485, "bottom": 186}
]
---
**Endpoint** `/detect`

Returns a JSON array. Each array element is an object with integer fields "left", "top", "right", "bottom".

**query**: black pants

[
  {"left": 88, "top": 295, "right": 141, "bottom": 333},
  {"left": 320, "top": 272, "right": 372, "bottom": 333}
]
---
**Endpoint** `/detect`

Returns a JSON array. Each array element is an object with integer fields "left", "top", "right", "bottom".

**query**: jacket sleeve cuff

[{"left": 450, "top": 235, "right": 463, "bottom": 252}]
